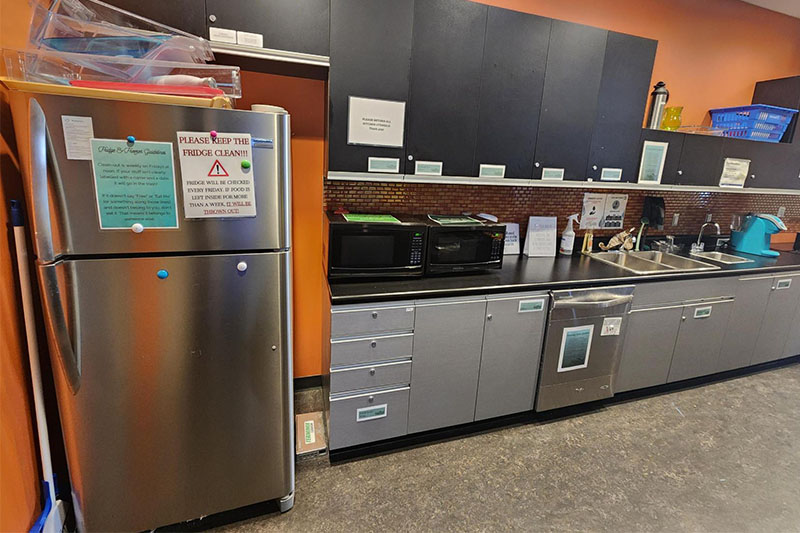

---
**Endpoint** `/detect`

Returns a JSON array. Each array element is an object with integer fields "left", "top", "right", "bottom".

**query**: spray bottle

[{"left": 560, "top": 214, "right": 580, "bottom": 256}]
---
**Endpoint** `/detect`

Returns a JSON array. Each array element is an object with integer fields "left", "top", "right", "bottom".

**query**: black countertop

[{"left": 329, "top": 249, "right": 800, "bottom": 304}]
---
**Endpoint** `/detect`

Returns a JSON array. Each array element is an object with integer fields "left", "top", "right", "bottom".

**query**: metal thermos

[{"left": 646, "top": 81, "right": 669, "bottom": 129}]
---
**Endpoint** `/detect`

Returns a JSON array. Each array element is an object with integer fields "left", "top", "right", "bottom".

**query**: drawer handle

[
  {"left": 370, "top": 340, "right": 377, "bottom": 348},
  {"left": 486, "top": 314, "right": 493, "bottom": 321},
  {"left": 575, "top": 387, "right": 585, "bottom": 392},
  {"left": 369, "top": 368, "right": 376, "bottom": 376},
  {"left": 372, "top": 311, "right": 378, "bottom": 319},
  {"left": 368, "top": 395, "right": 374, "bottom": 403}
]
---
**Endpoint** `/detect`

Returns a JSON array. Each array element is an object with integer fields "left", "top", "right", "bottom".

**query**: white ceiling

[{"left": 741, "top": 0, "right": 800, "bottom": 19}]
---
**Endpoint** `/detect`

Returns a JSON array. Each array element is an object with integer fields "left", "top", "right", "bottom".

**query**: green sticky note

[
  {"left": 91, "top": 139, "right": 178, "bottom": 229},
  {"left": 342, "top": 213, "right": 401, "bottom": 223}
]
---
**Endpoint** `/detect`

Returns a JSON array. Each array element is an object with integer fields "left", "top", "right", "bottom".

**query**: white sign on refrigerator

[
  {"left": 176, "top": 131, "right": 257, "bottom": 218},
  {"left": 347, "top": 96, "right": 406, "bottom": 148}
]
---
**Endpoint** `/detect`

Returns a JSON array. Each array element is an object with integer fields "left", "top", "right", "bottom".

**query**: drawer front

[
  {"left": 331, "top": 304, "right": 415, "bottom": 338},
  {"left": 330, "top": 360, "right": 412, "bottom": 394},
  {"left": 632, "top": 277, "right": 737, "bottom": 308},
  {"left": 331, "top": 333, "right": 413, "bottom": 367},
  {"left": 328, "top": 388, "right": 410, "bottom": 449}
]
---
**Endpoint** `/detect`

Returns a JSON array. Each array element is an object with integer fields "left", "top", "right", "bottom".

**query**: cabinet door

[
  {"left": 533, "top": 20, "right": 608, "bottom": 181},
  {"left": 638, "top": 129, "right": 685, "bottom": 185},
  {"left": 328, "top": 0, "right": 414, "bottom": 173},
  {"left": 475, "top": 293, "right": 548, "bottom": 420},
  {"left": 722, "top": 139, "right": 800, "bottom": 190},
  {"left": 473, "top": 8, "right": 551, "bottom": 179},
  {"left": 752, "top": 275, "right": 800, "bottom": 364},
  {"left": 405, "top": 0, "right": 488, "bottom": 176},
  {"left": 206, "top": 0, "right": 330, "bottom": 56},
  {"left": 676, "top": 134, "right": 724, "bottom": 186},
  {"left": 587, "top": 32, "right": 657, "bottom": 183},
  {"left": 718, "top": 276, "right": 773, "bottom": 372},
  {"left": 408, "top": 297, "right": 487, "bottom": 433},
  {"left": 784, "top": 291, "right": 800, "bottom": 357},
  {"left": 103, "top": 0, "right": 207, "bottom": 37},
  {"left": 668, "top": 300, "right": 735, "bottom": 382},
  {"left": 616, "top": 306, "right": 682, "bottom": 392}
]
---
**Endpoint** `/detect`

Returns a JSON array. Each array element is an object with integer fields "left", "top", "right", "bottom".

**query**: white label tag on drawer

[
  {"left": 601, "top": 317, "right": 623, "bottom": 336},
  {"left": 776, "top": 279, "right": 792, "bottom": 290},
  {"left": 518, "top": 299, "right": 545, "bottom": 313},
  {"left": 356, "top": 404, "right": 387, "bottom": 422},
  {"left": 694, "top": 306, "right": 712, "bottom": 319},
  {"left": 208, "top": 27, "right": 237, "bottom": 44}
]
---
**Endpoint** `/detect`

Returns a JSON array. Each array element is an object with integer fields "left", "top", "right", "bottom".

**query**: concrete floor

[{"left": 215, "top": 364, "right": 800, "bottom": 532}]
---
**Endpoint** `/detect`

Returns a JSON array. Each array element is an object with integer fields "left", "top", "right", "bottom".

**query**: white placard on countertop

[
  {"left": 523, "top": 216, "right": 557, "bottom": 257},
  {"left": 176, "top": 131, "right": 257, "bottom": 219},
  {"left": 347, "top": 96, "right": 406, "bottom": 148},
  {"left": 719, "top": 157, "right": 750, "bottom": 188},
  {"left": 503, "top": 223, "right": 520, "bottom": 254},
  {"left": 61, "top": 115, "right": 94, "bottom": 160}
]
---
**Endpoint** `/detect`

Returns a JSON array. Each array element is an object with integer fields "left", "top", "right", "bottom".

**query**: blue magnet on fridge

[
  {"left": 156, "top": 269, "right": 169, "bottom": 279},
  {"left": 127, "top": 135, "right": 136, "bottom": 144}
]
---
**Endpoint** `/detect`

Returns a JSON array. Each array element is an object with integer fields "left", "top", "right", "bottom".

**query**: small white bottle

[{"left": 559, "top": 214, "right": 580, "bottom": 256}]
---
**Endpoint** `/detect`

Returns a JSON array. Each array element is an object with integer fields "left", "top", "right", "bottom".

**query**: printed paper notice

[
  {"left": 62, "top": 116, "right": 94, "bottom": 160},
  {"left": 177, "top": 132, "right": 256, "bottom": 218},
  {"left": 719, "top": 157, "right": 750, "bottom": 188},
  {"left": 347, "top": 96, "right": 406, "bottom": 148},
  {"left": 638, "top": 141, "right": 668, "bottom": 184},
  {"left": 504, "top": 223, "right": 520, "bottom": 254},
  {"left": 581, "top": 193, "right": 606, "bottom": 230},
  {"left": 90, "top": 139, "right": 178, "bottom": 229},
  {"left": 523, "top": 216, "right": 557, "bottom": 257},
  {"left": 601, "top": 194, "right": 628, "bottom": 230}
]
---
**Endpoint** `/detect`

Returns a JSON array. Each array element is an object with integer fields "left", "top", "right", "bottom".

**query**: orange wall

[
  {"left": 0, "top": 0, "right": 43, "bottom": 530},
  {"left": 474, "top": 0, "right": 800, "bottom": 125}
]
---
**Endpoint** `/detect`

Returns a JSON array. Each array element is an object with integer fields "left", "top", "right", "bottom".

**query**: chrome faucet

[{"left": 697, "top": 221, "right": 721, "bottom": 246}]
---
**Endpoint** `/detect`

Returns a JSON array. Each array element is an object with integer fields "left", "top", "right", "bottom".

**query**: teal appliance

[{"left": 730, "top": 214, "right": 787, "bottom": 257}]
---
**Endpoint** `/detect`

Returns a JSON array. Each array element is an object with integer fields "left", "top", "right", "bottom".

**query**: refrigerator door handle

[
  {"left": 29, "top": 99, "right": 57, "bottom": 263},
  {"left": 40, "top": 263, "right": 81, "bottom": 392}
]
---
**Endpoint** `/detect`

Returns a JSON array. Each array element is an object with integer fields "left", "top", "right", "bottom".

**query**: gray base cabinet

[
  {"left": 668, "top": 300, "right": 735, "bottom": 382},
  {"left": 752, "top": 274, "right": 800, "bottom": 364},
  {"left": 718, "top": 276, "right": 774, "bottom": 372},
  {"left": 617, "top": 305, "right": 683, "bottom": 392},
  {"left": 408, "top": 297, "right": 487, "bottom": 433},
  {"left": 475, "top": 293, "right": 548, "bottom": 420}
]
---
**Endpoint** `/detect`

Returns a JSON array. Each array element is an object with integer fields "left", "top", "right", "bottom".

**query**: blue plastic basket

[{"left": 710, "top": 104, "right": 798, "bottom": 143}]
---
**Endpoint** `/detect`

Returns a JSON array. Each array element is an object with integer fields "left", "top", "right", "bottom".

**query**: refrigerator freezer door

[
  {"left": 40, "top": 252, "right": 293, "bottom": 532},
  {"left": 11, "top": 91, "right": 290, "bottom": 261}
]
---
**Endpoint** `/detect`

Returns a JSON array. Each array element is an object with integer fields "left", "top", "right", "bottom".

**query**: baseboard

[{"left": 294, "top": 375, "right": 322, "bottom": 390}]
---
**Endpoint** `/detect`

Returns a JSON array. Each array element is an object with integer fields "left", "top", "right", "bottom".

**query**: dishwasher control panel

[{"left": 601, "top": 317, "right": 623, "bottom": 336}]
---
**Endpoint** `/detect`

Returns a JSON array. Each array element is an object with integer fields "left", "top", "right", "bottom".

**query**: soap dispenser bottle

[{"left": 560, "top": 214, "right": 580, "bottom": 256}]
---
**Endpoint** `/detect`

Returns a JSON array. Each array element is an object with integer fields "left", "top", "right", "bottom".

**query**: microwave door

[{"left": 329, "top": 226, "right": 424, "bottom": 277}]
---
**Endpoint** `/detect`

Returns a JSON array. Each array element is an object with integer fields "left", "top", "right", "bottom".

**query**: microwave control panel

[
  {"left": 410, "top": 232, "right": 425, "bottom": 265},
  {"left": 490, "top": 232, "right": 504, "bottom": 261}
]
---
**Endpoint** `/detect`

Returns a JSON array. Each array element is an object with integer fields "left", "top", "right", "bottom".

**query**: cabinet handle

[
  {"left": 208, "top": 14, "right": 217, "bottom": 22},
  {"left": 407, "top": 155, "right": 414, "bottom": 161},
  {"left": 486, "top": 314, "right": 493, "bottom": 321},
  {"left": 370, "top": 340, "right": 377, "bottom": 348},
  {"left": 534, "top": 162, "right": 541, "bottom": 168},
  {"left": 592, "top": 165, "right": 598, "bottom": 171},
  {"left": 682, "top": 316, "right": 687, "bottom": 321},
  {"left": 368, "top": 395, "right": 374, "bottom": 403},
  {"left": 677, "top": 170, "right": 683, "bottom": 176},
  {"left": 750, "top": 174, "right": 756, "bottom": 179},
  {"left": 372, "top": 311, "right": 378, "bottom": 319},
  {"left": 369, "top": 368, "right": 376, "bottom": 376}
]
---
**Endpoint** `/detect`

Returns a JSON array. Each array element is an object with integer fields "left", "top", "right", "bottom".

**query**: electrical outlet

[
  {"left": 778, "top": 206, "right": 786, "bottom": 218},
  {"left": 672, "top": 213, "right": 680, "bottom": 226}
]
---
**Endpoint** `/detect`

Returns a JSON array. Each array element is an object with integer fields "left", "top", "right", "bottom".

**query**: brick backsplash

[{"left": 324, "top": 181, "right": 800, "bottom": 238}]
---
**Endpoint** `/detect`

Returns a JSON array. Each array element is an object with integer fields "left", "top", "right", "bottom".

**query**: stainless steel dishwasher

[{"left": 536, "top": 285, "right": 635, "bottom": 411}]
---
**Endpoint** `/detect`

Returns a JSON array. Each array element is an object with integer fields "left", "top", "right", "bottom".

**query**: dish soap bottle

[{"left": 560, "top": 214, "right": 580, "bottom": 256}]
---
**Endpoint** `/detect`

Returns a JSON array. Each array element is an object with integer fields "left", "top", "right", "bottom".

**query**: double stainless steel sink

[{"left": 588, "top": 250, "right": 721, "bottom": 275}]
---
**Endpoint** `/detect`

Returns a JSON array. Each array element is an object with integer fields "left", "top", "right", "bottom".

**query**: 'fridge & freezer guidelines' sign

[
  {"left": 90, "top": 139, "right": 179, "bottom": 230},
  {"left": 176, "top": 132, "right": 257, "bottom": 218}
]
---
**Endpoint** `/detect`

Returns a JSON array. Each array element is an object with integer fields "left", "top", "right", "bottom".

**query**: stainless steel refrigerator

[{"left": 7, "top": 83, "right": 294, "bottom": 532}]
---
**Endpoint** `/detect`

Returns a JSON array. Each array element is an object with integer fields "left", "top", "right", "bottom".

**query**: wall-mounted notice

[
  {"left": 62, "top": 115, "right": 94, "bottom": 160},
  {"left": 347, "top": 96, "right": 406, "bottom": 148},
  {"left": 177, "top": 132, "right": 257, "bottom": 218},
  {"left": 601, "top": 194, "right": 628, "bottom": 230},
  {"left": 638, "top": 140, "right": 668, "bottom": 184},
  {"left": 719, "top": 157, "right": 750, "bottom": 188},
  {"left": 580, "top": 193, "right": 628, "bottom": 230},
  {"left": 90, "top": 139, "right": 178, "bottom": 229},
  {"left": 523, "top": 216, "right": 557, "bottom": 257},
  {"left": 580, "top": 193, "right": 606, "bottom": 230},
  {"left": 504, "top": 223, "right": 520, "bottom": 254}
]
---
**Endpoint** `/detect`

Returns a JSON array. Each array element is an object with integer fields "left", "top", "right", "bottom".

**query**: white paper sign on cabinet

[{"left": 347, "top": 96, "right": 406, "bottom": 148}]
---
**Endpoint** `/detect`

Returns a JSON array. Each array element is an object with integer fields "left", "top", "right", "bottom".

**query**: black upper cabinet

[
  {"left": 533, "top": 20, "right": 608, "bottom": 180},
  {"left": 721, "top": 138, "right": 800, "bottom": 189},
  {"left": 405, "top": 0, "right": 488, "bottom": 176},
  {"left": 103, "top": 0, "right": 207, "bottom": 37},
  {"left": 206, "top": 0, "right": 330, "bottom": 56},
  {"left": 677, "top": 134, "right": 724, "bottom": 186},
  {"left": 587, "top": 32, "right": 657, "bottom": 183},
  {"left": 328, "top": 0, "right": 415, "bottom": 174},
  {"left": 638, "top": 129, "right": 685, "bottom": 185},
  {"left": 473, "top": 8, "right": 551, "bottom": 179}
]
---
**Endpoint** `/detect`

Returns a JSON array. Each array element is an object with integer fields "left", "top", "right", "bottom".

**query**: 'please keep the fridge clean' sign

[{"left": 176, "top": 132, "right": 257, "bottom": 218}]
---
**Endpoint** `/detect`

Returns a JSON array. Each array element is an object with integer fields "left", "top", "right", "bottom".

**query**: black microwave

[
  {"left": 424, "top": 219, "right": 506, "bottom": 274},
  {"left": 327, "top": 213, "right": 428, "bottom": 279}
]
